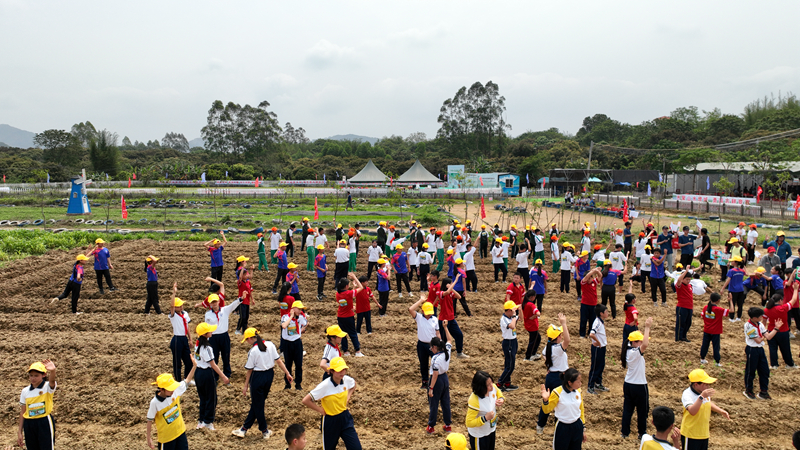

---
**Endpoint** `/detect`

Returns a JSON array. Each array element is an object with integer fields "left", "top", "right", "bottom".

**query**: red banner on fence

[
  {"left": 121, "top": 195, "right": 128, "bottom": 219},
  {"left": 127, "top": 177, "right": 131, "bottom": 188},
  {"left": 623, "top": 199, "right": 629, "bottom": 222},
  {"left": 255, "top": 176, "right": 260, "bottom": 188},
  {"left": 314, "top": 197, "right": 319, "bottom": 220},
  {"left": 757, "top": 186, "right": 762, "bottom": 203},
  {"left": 132, "top": 173, "right": 136, "bottom": 180},
  {"left": 479, "top": 176, "right": 484, "bottom": 186},
  {"left": 480, "top": 196, "right": 487, "bottom": 219}
]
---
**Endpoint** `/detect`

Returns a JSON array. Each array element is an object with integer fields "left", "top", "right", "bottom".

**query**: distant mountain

[
  {"left": 0, "top": 142, "right": 8, "bottom": 147},
  {"left": 0, "top": 124, "right": 36, "bottom": 149},
  {"left": 188, "top": 137, "right": 205, "bottom": 149},
  {"left": 327, "top": 134, "right": 379, "bottom": 145}
]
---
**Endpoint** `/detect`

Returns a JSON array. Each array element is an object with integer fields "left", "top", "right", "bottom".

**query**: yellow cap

[
  {"left": 580, "top": 250, "right": 589, "bottom": 257},
  {"left": 755, "top": 267, "right": 766, "bottom": 273},
  {"left": 279, "top": 242, "right": 288, "bottom": 247},
  {"left": 422, "top": 243, "right": 429, "bottom": 249},
  {"left": 562, "top": 242, "right": 570, "bottom": 247},
  {"left": 379, "top": 221, "right": 387, "bottom": 226},
  {"left": 585, "top": 222, "right": 590, "bottom": 226},
  {"left": 28, "top": 362, "right": 47, "bottom": 373},
  {"left": 546, "top": 325, "right": 563, "bottom": 340},
  {"left": 644, "top": 245, "right": 651, "bottom": 250},
  {"left": 241, "top": 327, "right": 259, "bottom": 342},
  {"left": 495, "top": 238, "right": 502, "bottom": 243},
  {"left": 447, "top": 249, "right": 454, "bottom": 254},
  {"left": 628, "top": 331, "right": 644, "bottom": 342},
  {"left": 395, "top": 244, "right": 403, "bottom": 250},
  {"left": 76, "top": 254, "right": 89, "bottom": 261},
  {"left": 511, "top": 224, "right": 517, "bottom": 229},
  {"left": 207, "top": 293, "right": 220, "bottom": 303},
  {"left": 236, "top": 255, "right": 250, "bottom": 262},
  {"left": 503, "top": 300, "right": 516, "bottom": 310},
  {"left": 454, "top": 219, "right": 460, "bottom": 224},
  {"left": 551, "top": 223, "right": 557, "bottom": 227},
  {"left": 481, "top": 225, "right": 486, "bottom": 228},
  {"left": 421, "top": 302, "right": 435, "bottom": 315},
  {"left": 95, "top": 238, "right": 105, "bottom": 244},
  {"left": 535, "top": 258, "right": 543, "bottom": 265},
  {"left": 173, "top": 298, "right": 184, "bottom": 307},
  {"left": 727, "top": 238, "right": 739, "bottom": 244},
  {"left": 455, "top": 258, "right": 464, "bottom": 264},
  {"left": 291, "top": 300, "right": 305, "bottom": 309},
  {"left": 675, "top": 263, "right": 683, "bottom": 269},
  {"left": 151, "top": 373, "right": 181, "bottom": 391},
  {"left": 525, "top": 225, "right": 531, "bottom": 230},
  {"left": 777, "top": 231, "right": 785, "bottom": 237},
  {"left": 196, "top": 322, "right": 218, "bottom": 335},
  {"left": 146, "top": 255, "right": 159, "bottom": 262},
  {"left": 337, "top": 223, "right": 343, "bottom": 228},
  {"left": 688, "top": 369, "right": 717, "bottom": 384},
  {"left": 287, "top": 262, "right": 298, "bottom": 269},
  {"left": 465, "top": 220, "right": 471, "bottom": 224},
  {"left": 212, "top": 239, "right": 220, "bottom": 244},
  {"left": 730, "top": 256, "right": 743, "bottom": 262},
  {"left": 316, "top": 244, "right": 325, "bottom": 250},
  {"left": 329, "top": 356, "right": 349, "bottom": 372},
  {"left": 446, "top": 432, "right": 468, "bottom": 450},
  {"left": 303, "top": 217, "right": 310, "bottom": 221},
  {"left": 326, "top": 324, "right": 348, "bottom": 337},
  {"left": 377, "top": 258, "right": 386, "bottom": 265}
]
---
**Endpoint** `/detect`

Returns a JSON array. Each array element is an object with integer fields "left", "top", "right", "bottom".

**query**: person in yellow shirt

[
  {"left": 18, "top": 360, "right": 57, "bottom": 450},
  {"left": 445, "top": 432, "right": 468, "bottom": 450},
  {"left": 639, "top": 406, "right": 682, "bottom": 450},
  {"left": 540, "top": 367, "right": 586, "bottom": 449},
  {"left": 465, "top": 370, "right": 505, "bottom": 450},
  {"left": 680, "top": 369, "right": 730, "bottom": 450},
  {"left": 146, "top": 357, "right": 197, "bottom": 450},
  {"left": 302, "top": 357, "right": 361, "bottom": 450}
]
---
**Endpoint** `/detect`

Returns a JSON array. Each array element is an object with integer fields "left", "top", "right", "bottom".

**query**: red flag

[
  {"left": 314, "top": 197, "right": 319, "bottom": 220},
  {"left": 756, "top": 185, "right": 763, "bottom": 203},
  {"left": 794, "top": 199, "right": 800, "bottom": 220},
  {"left": 623, "top": 199, "right": 629, "bottom": 222},
  {"left": 636, "top": 182, "right": 639, "bottom": 188},
  {"left": 479, "top": 176, "right": 484, "bottom": 186},
  {"left": 480, "top": 196, "right": 487, "bottom": 219},
  {"left": 390, "top": 176, "right": 393, "bottom": 187},
  {"left": 132, "top": 173, "right": 136, "bottom": 180},
  {"left": 255, "top": 176, "right": 260, "bottom": 187},
  {"left": 541, "top": 178, "right": 546, "bottom": 189},
  {"left": 121, "top": 195, "right": 128, "bottom": 219},
  {"left": 583, "top": 185, "right": 587, "bottom": 192},
  {"left": 128, "top": 177, "right": 131, "bottom": 188}
]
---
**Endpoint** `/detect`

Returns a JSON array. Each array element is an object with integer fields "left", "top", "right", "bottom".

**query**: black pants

[
  {"left": 638, "top": 271, "right": 649, "bottom": 293},
  {"left": 334, "top": 262, "right": 349, "bottom": 288},
  {"left": 466, "top": 269, "right": 478, "bottom": 292},
  {"left": 409, "top": 265, "right": 419, "bottom": 282},
  {"left": 675, "top": 306, "right": 693, "bottom": 341},
  {"left": 621, "top": 382, "right": 649, "bottom": 438},
  {"left": 396, "top": 272, "right": 411, "bottom": 294},
  {"left": 588, "top": 345, "right": 606, "bottom": 388},
  {"left": 419, "top": 264, "right": 430, "bottom": 291},
  {"left": 700, "top": 333, "right": 721, "bottom": 363},
  {"left": 682, "top": 436, "right": 709, "bottom": 450},
  {"left": 357, "top": 311, "right": 372, "bottom": 334},
  {"left": 242, "top": 369, "right": 274, "bottom": 432},
  {"left": 649, "top": 278, "right": 666, "bottom": 304},
  {"left": 95, "top": 269, "right": 114, "bottom": 291},
  {"left": 378, "top": 290, "right": 389, "bottom": 315},
  {"left": 58, "top": 280, "right": 81, "bottom": 313},
  {"left": 427, "top": 373, "right": 451, "bottom": 427},
  {"left": 579, "top": 303, "right": 596, "bottom": 337},
  {"left": 768, "top": 330, "right": 794, "bottom": 367},
  {"left": 283, "top": 339, "right": 304, "bottom": 389},
  {"left": 744, "top": 346, "right": 769, "bottom": 393},
  {"left": 286, "top": 243, "right": 294, "bottom": 258},
  {"left": 317, "top": 276, "right": 326, "bottom": 296},
  {"left": 746, "top": 243, "right": 756, "bottom": 262},
  {"left": 367, "top": 261, "right": 377, "bottom": 280},
  {"left": 236, "top": 304, "right": 250, "bottom": 332},
  {"left": 273, "top": 268, "right": 287, "bottom": 292},
  {"left": 680, "top": 253, "right": 693, "bottom": 267},
  {"left": 535, "top": 293, "right": 545, "bottom": 312},
  {"left": 624, "top": 242, "right": 632, "bottom": 259},
  {"left": 170, "top": 335, "right": 192, "bottom": 381},
  {"left": 698, "top": 254, "right": 712, "bottom": 273},
  {"left": 145, "top": 281, "right": 161, "bottom": 314},
  {"left": 301, "top": 233, "right": 308, "bottom": 250},
  {"left": 338, "top": 316, "right": 360, "bottom": 352},
  {"left": 788, "top": 308, "right": 800, "bottom": 331},
  {"left": 321, "top": 410, "right": 362, "bottom": 450},
  {"left": 538, "top": 371, "right": 562, "bottom": 427},
  {"left": 494, "top": 263, "right": 507, "bottom": 282},
  {"left": 601, "top": 285, "right": 616, "bottom": 318},
  {"left": 525, "top": 330, "right": 541, "bottom": 359},
  {"left": 417, "top": 340, "right": 432, "bottom": 382},
  {"left": 554, "top": 419, "right": 584, "bottom": 450},
  {"left": 210, "top": 266, "right": 223, "bottom": 290},
  {"left": 438, "top": 319, "right": 465, "bottom": 354},
  {"left": 498, "top": 339, "right": 518, "bottom": 385},
  {"left": 560, "top": 270, "right": 571, "bottom": 293},
  {"left": 480, "top": 241, "right": 488, "bottom": 258},
  {"left": 517, "top": 268, "right": 530, "bottom": 291},
  {"left": 719, "top": 265, "right": 728, "bottom": 282},
  {"left": 729, "top": 291, "right": 745, "bottom": 319},
  {"left": 469, "top": 431, "right": 495, "bottom": 450},
  {"left": 575, "top": 278, "right": 582, "bottom": 300},
  {"left": 195, "top": 367, "right": 217, "bottom": 424},
  {"left": 22, "top": 415, "right": 55, "bottom": 450},
  {"left": 454, "top": 290, "right": 472, "bottom": 316},
  {"left": 209, "top": 333, "right": 232, "bottom": 379}
]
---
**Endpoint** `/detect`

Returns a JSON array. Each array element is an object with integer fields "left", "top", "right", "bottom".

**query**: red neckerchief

[
  {"left": 327, "top": 341, "right": 341, "bottom": 357},
  {"left": 749, "top": 320, "right": 763, "bottom": 337},
  {"left": 178, "top": 311, "right": 189, "bottom": 336}
]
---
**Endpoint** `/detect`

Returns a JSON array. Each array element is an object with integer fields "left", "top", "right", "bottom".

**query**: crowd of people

[{"left": 22, "top": 216, "right": 800, "bottom": 450}]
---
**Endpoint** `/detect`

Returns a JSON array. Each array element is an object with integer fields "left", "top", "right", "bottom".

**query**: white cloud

[
  {"left": 389, "top": 25, "right": 449, "bottom": 48},
  {"left": 304, "top": 39, "right": 358, "bottom": 69}
]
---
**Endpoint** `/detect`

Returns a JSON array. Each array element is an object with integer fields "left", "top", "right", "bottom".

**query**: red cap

[
  {"left": 501, "top": 236, "right": 508, "bottom": 241},
  {"left": 639, "top": 232, "right": 645, "bottom": 237},
  {"left": 768, "top": 246, "right": 776, "bottom": 253},
  {"left": 436, "top": 231, "right": 443, "bottom": 236},
  {"left": 271, "top": 227, "right": 277, "bottom": 232},
  {"left": 728, "top": 230, "right": 736, "bottom": 235}
]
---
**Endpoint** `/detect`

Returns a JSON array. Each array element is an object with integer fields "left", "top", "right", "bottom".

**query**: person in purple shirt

[
  {"left": 144, "top": 255, "right": 161, "bottom": 314},
  {"left": 272, "top": 242, "right": 289, "bottom": 294},
  {"left": 656, "top": 226, "right": 674, "bottom": 271},
  {"left": 392, "top": 244, "right": 411, "bottom": 297},
  {"left": 90, "top": 238, "right": 115, "bottom": 294},
  {"left": 203, "top": 231, "right": 227, "bottom": 290}
]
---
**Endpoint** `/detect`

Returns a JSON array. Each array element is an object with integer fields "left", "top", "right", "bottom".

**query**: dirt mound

[{"left": 2, "top": 239, "right": 798, "bottom": 449}]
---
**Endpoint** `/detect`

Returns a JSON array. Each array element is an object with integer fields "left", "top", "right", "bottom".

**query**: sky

[{"left": 1, "top": 0, "right": 799, "bottom": 144}]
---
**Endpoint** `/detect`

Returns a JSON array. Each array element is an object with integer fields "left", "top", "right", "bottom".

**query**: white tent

[{"left": 348, "top": 159, "right": 388, "bottom": 183}]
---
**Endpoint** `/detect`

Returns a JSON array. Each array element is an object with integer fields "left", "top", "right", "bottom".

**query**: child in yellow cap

[
  {"left": 321, "top": 324, "right": 347, "bottom": 380},
  {"left": 281, "top": 300, "right": 308, "bottom": 390},
  {"left": 203, "top": 230, "right": 227, "bottom": 289},
  {"left": 194, "top": 322, "right": 229, "bottom": 430},
  {"left": 168, "top": 283, "right": 194, "bottom": 384},
  {"left": 286, "top": 262, "right": 301, "bottom": 300},
  {"left": 204, "top": 289, "right": 242, "bottom": 382},
  {"left": 88, "top": 237, "right": 115, "bottom": 294},
  {"left": 410, "top": 294, "right": 441, "bottom": 390},
  {"left": 445, "top": 432, "right": 467, "bottom": 450},
  {"left": 620, "top": 317, "right": 654, "bottom": 440},
  {"left": 537, "top": 313, "right": 571, "bottom": 434},
  {"left": 146, "top": 357, "right": 197, "bottom": 450},
  {"left": 18, "top": 360, "right": 57, "bottom": 450},
  {"left": 51, "top": 254, "right": 88, "bottom": 314},
  {"left": 498, "top": 301, "right": 520, "bottom": 391},
  {"left": 680, "top": 369, "right": 729, "bottom": 448},
  {"left": 144, "top": 255, "right": 161, "bottom": 314},
  {"left": 302, "top": 357, "right": 361, "bottom": 450}
]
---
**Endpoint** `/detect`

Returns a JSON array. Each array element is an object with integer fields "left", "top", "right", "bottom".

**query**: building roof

[
  {"left": 348, "top": 159, "right": 388, "bottom": 183},
  {"left": 688, "top": 161, "right": 800, "bottom": 173},
  {"left": 397, "top": 160, "right": 442, "bottom": 183}
]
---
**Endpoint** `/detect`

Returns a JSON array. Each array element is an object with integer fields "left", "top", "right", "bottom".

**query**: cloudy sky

[{"left": 1, "top": 0, "right": 798, "bottom": 143}]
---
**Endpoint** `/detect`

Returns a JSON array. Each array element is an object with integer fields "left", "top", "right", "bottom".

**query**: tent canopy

[
  {"left": 397, "top": 160, "right": 442, "bottom": 183},
  {"left": 348, "top": 159, "right": 388, "bottom": 183}
]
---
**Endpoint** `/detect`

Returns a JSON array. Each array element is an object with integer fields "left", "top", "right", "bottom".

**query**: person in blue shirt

[
  {"left": 145, "top": 255, "right": 162, "bottom": 314},
  {"left": 721, "top": 256, "right": 747, "bottom": 321},
  {"left": 649, "top": 249, "right": 667, "bottom": 306},
  {"left": 392, "top": 244, "right": 411, "bottom": 297},
  {"left": 272, "top": 242, "right": 289, "bottom": 294},
  {"left": 656, "top": 226, "right": 674, "bottom": 272},
  {"left": 575, "top": 251, "right": 592, "bottom": 302},
  {"left": 743, "top": 267, "right": 769, "bottom": 307},
  {"left": 677, "top": 226, "right": 695, "bottom": 268},
  {"left": 314, "top": 245, "right": 328, "bottom": 301},
  {"left": 203, "top": 231, "right": 227, "bottom": 290},
  {"left": 767, "top": 266, "right": 785, "bottom": 300},
  {"left": 90, "top": 238, "right": 116, "bottom": 294},
  {"left": 623, "top": 222, "right": 633, "bottom": 260},
  {"left": 762, "top": 231, "right": 792, "bottom": 272},
  {"left": 601, "top": 260, "right": 622, "bottom": 318}
]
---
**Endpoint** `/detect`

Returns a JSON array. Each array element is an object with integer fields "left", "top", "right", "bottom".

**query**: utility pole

[{"left": 586, "top": 141, "right": 594, "bottom": 197}]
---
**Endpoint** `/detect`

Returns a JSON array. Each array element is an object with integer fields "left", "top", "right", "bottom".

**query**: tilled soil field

[{"left": 2, "top": 238, "right": 799, "bottom": 449}]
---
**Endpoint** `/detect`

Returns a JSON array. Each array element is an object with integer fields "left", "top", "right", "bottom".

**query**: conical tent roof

[
  {"left": 348, "top": 159, "right": 388, "bottom": 183},
  {"left": 397, "top": 160, "right": 442, "bottom": 183}
]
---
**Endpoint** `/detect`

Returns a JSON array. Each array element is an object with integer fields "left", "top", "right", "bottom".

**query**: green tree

[
  {"left": 88, "top": 130, "right": 120, "bottom": 176},
  {"left": 162, "top": 132, "right": 189, "bottom": 152},
  {"left": 33, "top": 129, "right": 84, "bottom": 168},
  {"left": 229, "top": 163, "right": 255, "bottom": 180},
  {"left": 675, "top": 148, "right": 713, "bottom": 192},
  {"left": 201, "top": 100, "right": 282, "bottom": 161},
  {"left": 71, "top": 121, "right": 98, "bottom": 147},
  {"left": 436, "top": 81, "right": 511, "bottom": 158}
]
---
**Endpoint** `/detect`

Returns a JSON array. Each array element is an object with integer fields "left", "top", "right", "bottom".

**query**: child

[
  {"left": 355, "top": 276, "right": 378, "bottom": 335},
  {"left": 501, "top": 236, "right": 511, "bottom": 270},
  {"left": 446, "top": 432, "right": 468, "bottom": 450},
  {"left": 675, "top": 270, "right": 694, "bottom": 342},
  {"left": 536, "top": 314, "right": 571, "bottom": 434},
  {"left": 167, "top": 283, "right": 193, "bottom": 383},
  {"left": 321, "top": 325, "right": 346, "bottom": 379},
  {"left": 89, "top": 238, "right": 115, "bottom": 294},
  {"left": 204, "top": 293, "right": 242, "bottom": 381},
  {"left": 146, "top": 361, "right": 197, "bottom": 450},
  {"left": 466, "top": 370, "right": 505, "bottom": 450},
  {"left": 236, "top": 256, "right": 254, "bottom": 335},
  {"left": 452, "top": 258, "right": 472, "bottom": 316},
  {"left": 348, "top": 231, "right": 359, "bottom": 273},
  {"left": 408, "top": 240, "right": 420, "bottom": 282},
  {"left": 700, "top": 293, "right": 728, "bottom": 366},
  {"left": 743, "top": 267, "right": 768, "bottom": 306},
  {"left": 505, "top": 273, "right": 525, "bottom": 307},
  {"left": 143, "top": 255, "right": 161, "bottom": 315},
  {"left": 257, "top": 232, "right": 270, "bottom": 272},
  {"left": 722, "top": 256, "right": 747, "bottom": 322},
  {"left": 497, "top": 301, "right": 520, "bottom": 391},
  {"left": 194, "top": 322, "right": 230, "bottom": 430},
  {"left": 681, "top": 369, "right": 730, "bottom": 449},
  {"left": 393, "top": 243, "right": 412, "bottom": 297},
  {"left": 376, "top": 258, "right": 392, "bottom": 316},
  {"left": 232, "top": 328, "right": 293, "bottom": 440},
  {"left": 51, "top": 254, "right": 88, "bottom": 314},
  {"left": 463, "top": 243, "right": 478, "bottom": 293},
  {"left": 649, "top": 249, "right": 667, "bottom": 306},
  {"left": 419, "top": 243, "right": 433, "bottom": 292},
  {"left": 427, "top": 319, "right": 454, "bottom": 434},
  {"left": 272, "top": 242, "right": 289, "bottom": 294},
  {"left": 521, "top": 289, "right": 542, "bottom": 361},
  {"left": 277, "top": 282, "right": 293, "bottom": 354},
  {"left": 529, "top": 259, "right": 548, "bottom": 312},
  {"left": 491, "top": 239, "right": 507, "bottom": 282},
  {"left": 580, "top": 230, "right": 592, "bottom": 255},
  {"left": 18, "top": 360, "right": 57, "bottom": 450},
  {"left": 764, "top": 284, "right": 799, "bottom": 369},
  {"left": 639, "top": 246, "right": 652, "bottom": 294},
  {"left": 743, "top": 307, "right": 781, "bottom": 400},
  {"left": 587, "top": 304, "right": 609, "bottom": 395},
  {"left": 622, "top": 282, "right": 639, "bottom": 343},
  {"left": 629, "top": 260, "right": 644, "bottom": 296},
  {"left": 315, "top": 244, "right": 327, "bottom": 300},
  {"left": 550, "top": 235, "right": 561, "bottom": 274},
  {"left": 285, "top": 423, "right": 307, "bottom": 450},
  {"left": 639, "top": 406, "right": 681, "bottom": 450},
  {"left": 437, "top": 277, "right": 469, "bottom": 359},
  {"left": 435, "top": 230, "right": 445, "bottom": 271},
  {"left": 446, "top": 248, "right": 456, "bottom": 279},
  {"left": 540, "top": 368, "right": 586, "bottom": 449},
  {"left": 336, "top": 274, "right": 365, "bottom": 357},
  {"left": 286, "top": 262, "right": 301, "bottom": 300},
  {"left": 366, "top": 240, "right": 382, "bottom": 279},
  {"left": 305, "top": 228, "right": 317, "bottom": 272},
  {"left": 577, "top": 266, "right": 600, "bottom": 338},
  {"left": 609, "top": 243, "right": 628, "bottom": 294},
  {"left": 204, "top": 231, "right": 227, "bottom": 286},
  {"left": 516, "top": 243, "right": 531, "bottom": 289},
  {"left": 592, "top": 244, "right": 607, "bottom": 268},
  {"left": 559, "top": 243, "right": 576, "bottom": 294},
  {"left": 411, "top": 295, "right": 440, "bottom": 390},
  {"left": 601, "top": 260, "right": 622, "bottom": 319},
  {"left": 574, "top": 251, "right": 591, "bottom": 302},
  {"left": 281, "top": 300, "right": 308, "bottom": 390},
  {"left": 302, "top": 357, "right": 362, "bottom": 450},
  {"left": 620, "top": 317, "right": 653, "bottom": 440}
]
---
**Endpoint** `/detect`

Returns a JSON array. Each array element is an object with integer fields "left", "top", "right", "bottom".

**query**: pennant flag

[
  {"left": 479, "top": 176, "right": 484, "bottom": 186},
  {"left": 47, "top": 173, "right": 50, "bottom": 183},
  {"left": 647, "top": 182, "right": 651, "bottom": 197},
  {"left": 623, "top": 199, "right": 629, "bottom": 222},
  {"left": 132, "top": 173, "right": 136, "bottom": 180},
  {"left": 225, "top": 170, "right": 228, "bottom": 178},
  {"left": 390, "top": 176, "right": 393, "bottom": 187},
  {"left": 526, "top": 173, "right": 530, "bottom": 184},
  {"left": 757, "top": 185, "right": 763, "bottom": 203},
  {"left": 583, "top": 185, "right": 587, "bottom": 192},
  {"left": 121, "top": 195, "right": 128, "bottom": 219},
  {"left": 127, "top": 177, "right": 131, "bottom": 188},
  {"left": 314, "top": 197, "right": 319, "bottom": 220},
  {"left": 541, "top": 177, "right": 546, "bottom": 189},
  {"left": 323, "top": 173, "right": 326, "bottom": 182},
  {"left": 636, "top": 182, "right": 639, "bottom": 188},
  {"left": 795, "top": 198, "right": 800, "bottom": 220},
  {"left": 480, "top": 195, "right": 487, "bottom": 219},
  {"left": 2, "top": 174, "right": 5, "bottom": 183},
  {"left": 706, "top": 176, "right": 710, "bottom": 191},
  {"left": 201, "top": 172, "right": 206, "bottom": 182},
  {"left": 255, "top": 176, "right": 260, "bottom": 187},
  {"left": 659, "top": 173, "right": 663, "bottom": 182}
]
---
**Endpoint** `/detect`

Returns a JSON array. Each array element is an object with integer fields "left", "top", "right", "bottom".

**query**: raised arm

[
  {"left": 409, "top": 293, "right": 426, "bottom": 319},
  {"left": 205, "top": 277, "right": 225, "bottom": 297},
  {"left": 350, "top": 273, "right": 364, "bottom": 294},
  {"left": 558, "top": 312, "right": 570, "bottom": 350},
  {"left": 640, "top": 317, "right": 653, "bottom": 353},
  {"left": 220, "top": 230, "right": 228, "bottom": 244}
]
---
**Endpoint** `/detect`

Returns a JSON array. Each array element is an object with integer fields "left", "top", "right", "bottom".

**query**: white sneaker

[
  {"left": 343, "top": 352, "right": 351, "bottom": 356},
  {"left": 205, "top": 423, "right": 216, "bottom": 431},
  {"left": 770, "top": 366, "right": 779, "bottom": 370},
  {"left": 234, "top": 330, "right": 242, "bottom": 335},
  {"left": 790, "top": 332, "right": 796, "bottom": 339},
  {"left": 231, "top": 428, "right": 246, "bottom": 438},
  {"left": 457, "top": 352, "right": 470, "bottom": 359},
  {"left": 715, "top": 362, "right": 723, "bottom": 367},
  {"left": 786, "top": 365, "right": 799, "bottom": 369},
  {"left": 355, "top": 351, "right": 365, "bottom": 357},
  {"left": 536, "top": 425, "right": 544, "bottom": 435},
  {"left": 735, "top": 317, "right": 742, "bottom": 322},
  {"left": 302, "top": 350, "right": 307, "bottom": 356},
  {"left": 263, "top": 430, "right": 273, "bottom": 440},
  {"left": 196, "top": 422, "right": 206, "bottom": 429},
  {"left": 189, "top": 380, "right": 196, "bottom": 386},
  {"left": 532, "top": 354, "right": 542, "bottom": 360},
  {"left": 398, "top": 293, "right": 404, "bottom": 298},
  {"left": 700, "top": 359, "right": 708, "bottom": 365},
  {"left": 729, "top": 318, "right": 736, "bottom": 323}
]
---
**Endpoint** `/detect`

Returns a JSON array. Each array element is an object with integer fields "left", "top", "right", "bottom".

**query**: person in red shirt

[
  {"left": 505, "top": 273, "right": 525, "bottom": 306},
  {"left": 675, "top": 270, "right": 694, "bottom": 343},
  {"left": 355, "top": 276, "right": 379, "bottom": 335},
  {"left": 786, "top": 269, "right": 800, "bottom": 336},
  {"left": 700, "top": 293, "right": 729, "bottom": 366},
  {"left": 522, "top": 289, "right": 542, "bottom": 360},
  {"left": 436, "top": 277, "right": 468, "bottom": 359},
  {"left": 764, "top": 282, "right": 799, "bottom": 369},
  {"left": 196, "top": 277, "right": 226, "bottom": 309},
  {"left": 335, "top": 274, "right": 364, "bottom": 357},
  {"left": 426, "top": 270, "right": 442, "bottom": 315},
  {"left": 579, "top": 267, "right": 602, "bottom": 338},
  {"left": 235, "top": 256, "right": 253, "bottom": 335},
  {"left": 622, "top": 280, "right": 639, "bottom": 344}
]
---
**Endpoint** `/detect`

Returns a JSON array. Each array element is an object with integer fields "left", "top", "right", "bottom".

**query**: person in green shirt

[{"left": 256, "top": 233, "right": 268, "bottom": 272}]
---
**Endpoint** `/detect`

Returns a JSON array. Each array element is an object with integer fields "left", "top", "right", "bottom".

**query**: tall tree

[
  {"left": 282, "top": 122, "right": 310, "bottom": 144},
  {"left": 201, "top": 100, "right": 282, "bottom": 161},
  {"left": 162, "top": 132, "right": 190, "bottom": 152},
  {"left": 34, "top": 129, "right": 84, "bottom": 169},
  {"left": 71, "top": 121, "right": 98, "bottom": 147},
  {"left": 437, "top": 81, "right": 511, "bottom": 158},
  {"left": 89, "top": 130, "right": 120, "bottom": 176}
]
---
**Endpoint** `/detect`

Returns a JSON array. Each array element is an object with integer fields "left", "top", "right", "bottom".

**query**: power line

[{"left": 593, "top": 127, "right": 800, "bottom": 153}]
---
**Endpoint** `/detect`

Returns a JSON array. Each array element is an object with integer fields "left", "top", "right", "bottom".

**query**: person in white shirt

[
  {"left": 305, "top": 230, "right": 317, "bottom": 272},
  {"left": 269, "top": 227, "right": 282, "bottom": 263},
  {"left": 592, "top": 244, "right": 607, "bottom": 267},
  {"left": 19, "top": 360, "right": 58, "bottom": 450},
  {"left": 146, "top": 363, "right": 197, "bottom": 449},
  {"left": 638, "top": 247, "right": 653, "bottom": 294},
  {"left": 333, "top": 240, "right": 350, "bottom": 288},
  {"left": 550, "top": 235, "right": 561, "bottom": 273},
  {"left": 743, "top": 307, "right": 780, "bottom": 400},
  {"left": 205, "top": 294, "right": 242, "bottom": 381},
  {"left": 501, "top": 238, "right": 511, "bottom": 270},
  {"left": 408, "top": 241, "right": 420, "bottom": 282},
  {"left": 633, "top": 233, "right": 648, "bottom": 260},
  {"left": 366, "top": 240, "right": 381, "bottom": 280},
  {"left": 533, "top": 229, "right": 545, "bottom": 263},
  {"left": 498, "top": 301, "right": 521, "bottom": 391},
  {"left": 418, "top": 243, "right": 433, "bottom": 292},
  {"left": 560, "top": 245, "right": 577, "bottom": 294},
  {"left": 281, "top": 300, "right": 308, "bottom": 390},
  {"left": 746, "top": 224, "right": 758, "bottom": 263},
  {"left": 410, "top": 295, "right": 441, "bottom": 390},
  {"left": 194, "top": 322, "right": 230, "bottom": 430},
  {"left": 689, "top": 272, "right": 708, "bottom": 296},
  {"left": 620, "top": 317, "right": 653, "bottom": 439},
  {"left": 587, "top": 304, "right": 609, "bottom": 394},
  {"left": 580, "top": 231, "right": 592, "bottom": 254},
  {"left": 536, "top": 314, "right": 571, "bottom": 435},
  {"left": 515, "top": 243, "right": 531, "bottom": 288},
  {"left": 348, "top": 232, "right": 358, "bottom": 273},
  {"left": 314, "top": 227, "right": 328, "bottom": 250},
  {"left": 168, "top": 283, "right": 193, "bottom": 383},
  {"left": 426, "top": 320, "right": 454, "bottom": 433},
  {"left": 540, "top": 368, "right": 586, "bottom": 448},
  {"left": 463, "top": 243, "right": 478, "bottom": 293},
  {"left": 492, "top": 239, "right": 508, "bottom": 282},
  {"left": 609, "top": 243, "right": 629, "bottom": 294}
]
